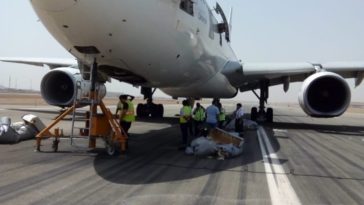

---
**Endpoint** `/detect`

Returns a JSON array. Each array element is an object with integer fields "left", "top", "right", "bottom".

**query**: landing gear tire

[
  {"left": 136, "top": 104, "right": 147, "bottom": 117},
  {"left": 251, "top": 107, "right": 274, "bottom": 123},
  {"left": 137, "top": 102, "right": 164, "bottom": 118},
  {"left": 151, "top": 104, "right": 163, "bottom": 118},
  {"left": 251, "top": 80, "right": 275, "bottom": 123},
  {"left": 251, "top": 107, "right": 258, "bottom": 121}
]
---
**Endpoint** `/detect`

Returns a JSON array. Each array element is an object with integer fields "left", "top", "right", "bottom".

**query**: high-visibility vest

[
  {"left": 116, "top": 101, "right": 123, "bottom": 115},
  {"left": 218, "top": 108, "right": 226, "bottom": 121},
  {"left": 193, "top": 107, "right": 205, "bottom": 122},
  {"left": 122, "top": 100, "right": 135, "bottom": 122},
  {"left": 180, "top": 106, "right": 192, "bottom": 123}
]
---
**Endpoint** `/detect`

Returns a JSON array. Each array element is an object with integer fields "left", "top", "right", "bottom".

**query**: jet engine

[
  {"left": 298, "top": 72, "right": 351, "bottom": 117},
  {"left": 40, "top": 67, "right": 106, "bottom": 107}
]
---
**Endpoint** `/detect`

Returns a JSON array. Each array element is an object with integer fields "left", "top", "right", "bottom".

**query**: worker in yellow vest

[
  {"left": 193, "top": 102, "right": 205, "bottom": 136},
  {"left": 116, "top": 94, "right": 135, "bottom": 136},
  {"left": 217, "top": 102, "right": 226, "bottom": 128},
  {"left": 179, "top": 99, "right": 192, "bottom": 147}
]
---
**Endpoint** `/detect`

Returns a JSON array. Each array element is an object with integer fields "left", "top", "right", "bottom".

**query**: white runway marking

[
  {"left": 257, "top": 126, "right": 301, "bottom": 205},
  {"left": 273, "top": 129, "right": 288, "bottom": 133}
]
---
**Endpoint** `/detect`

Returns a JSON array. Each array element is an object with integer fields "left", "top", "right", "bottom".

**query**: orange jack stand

[{"left": 35, "top": 99, "right": 128, "bottom": 155}]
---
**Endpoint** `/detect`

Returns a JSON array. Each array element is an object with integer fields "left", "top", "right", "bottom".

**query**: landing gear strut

[
  {"left": 136, "top": 87, "right": 164, "bottom": 118},
  {"left": 251, "top": 81, "right": 273, "bottom": 123}
]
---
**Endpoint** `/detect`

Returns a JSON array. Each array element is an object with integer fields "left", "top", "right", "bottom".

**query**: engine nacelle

[
  {"left": 299, "top": 72, "right": 351, "bottom": 117},
  {"left": 40, "top": 67, "right": 106, "bottom": 107}
]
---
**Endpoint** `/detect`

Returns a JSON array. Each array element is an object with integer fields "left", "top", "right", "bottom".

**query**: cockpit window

[
  {"left": 215, "top": 3, "right": 230, "bottom": 43},
  {"left": 180, "top": 0, "right": 194, "bottom": 16}
]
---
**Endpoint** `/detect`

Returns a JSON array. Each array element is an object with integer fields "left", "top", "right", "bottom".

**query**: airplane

[{"left": 1, "top": 0, "right": 364, "bottom": 123}]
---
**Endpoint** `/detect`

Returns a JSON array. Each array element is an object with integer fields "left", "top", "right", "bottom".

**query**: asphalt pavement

[{"left": 0, "top": 103, "right": 363, "bottom": 205}]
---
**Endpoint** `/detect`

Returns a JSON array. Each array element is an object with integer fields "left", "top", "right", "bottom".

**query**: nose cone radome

[{"left": 30, "top": 0, "right": 77, "bottom": 12}]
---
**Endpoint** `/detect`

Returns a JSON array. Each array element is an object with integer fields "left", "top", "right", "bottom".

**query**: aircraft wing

[
  {"left": 0, "top": 57, "right": 77, "bottom": 69},
  {"left": 224, "top": 61, "right": 364, "bottom": 92}
]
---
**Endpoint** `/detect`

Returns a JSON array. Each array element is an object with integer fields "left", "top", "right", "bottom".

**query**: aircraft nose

[{"left": 30, "top": 0, "right": 77, "bottom": 12}]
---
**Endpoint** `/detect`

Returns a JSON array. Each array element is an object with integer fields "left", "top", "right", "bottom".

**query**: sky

[{"left": 1, "top": 0, "right": 364, "bottom": 102}]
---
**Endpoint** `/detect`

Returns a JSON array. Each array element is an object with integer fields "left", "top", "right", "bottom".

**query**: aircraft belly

[
  {"left": 161, "top": 73, "right": 238, "bottom": 98},
  {"left": 31, "top": 0, "right": 232, "bottom": 88}
]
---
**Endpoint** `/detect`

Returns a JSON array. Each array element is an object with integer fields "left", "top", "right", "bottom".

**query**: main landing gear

[
  {"left": 250, "top": 81, "right": 274, "bottom": 123},
  {"left": 136, "top": 87, "right": 164, "bottom": 118}
]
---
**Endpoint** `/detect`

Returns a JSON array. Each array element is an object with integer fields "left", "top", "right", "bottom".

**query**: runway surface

[{"left": 0, "top": 103, "right": 363, "bottom": 205}]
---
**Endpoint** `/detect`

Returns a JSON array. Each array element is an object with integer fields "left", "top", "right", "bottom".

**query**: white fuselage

[{"left": 31, "top": 0, "right": 239, "bottom": 98}]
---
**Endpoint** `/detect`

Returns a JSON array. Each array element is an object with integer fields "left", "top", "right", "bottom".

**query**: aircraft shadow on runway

[
  {"left": 135, "top": 116, "right": 179, "bottom": 125},
  {"left": 268, "top": 122, "right": 364, "bottom": 137},
  {"left": 4, "top": 108, "right": 281, "bottom": 184},
  {"left": 93, "top": 126, "right": 279, "bottom": 185}
]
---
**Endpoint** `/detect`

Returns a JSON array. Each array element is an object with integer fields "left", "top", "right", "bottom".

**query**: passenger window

[{"left": 180, "top": 0, "right": 194, "bottom": 16}]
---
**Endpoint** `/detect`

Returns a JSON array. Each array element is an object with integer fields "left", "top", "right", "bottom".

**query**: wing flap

[
  {"left": 242, "top": 62, "right": 316, "bottom": 77},
  {"left": 322, "top": 61, "right": 364, "bottom": 71}
]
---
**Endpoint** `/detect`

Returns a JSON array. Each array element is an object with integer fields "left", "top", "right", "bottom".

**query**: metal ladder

[{"left": 69, "top": 68, "right": 95, "bottom": 148}]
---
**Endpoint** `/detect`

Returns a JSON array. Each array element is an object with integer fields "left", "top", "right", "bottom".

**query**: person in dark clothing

[
  {"left": 234, "top": 103, "right": 244, "bottom": 133},
  {"left": 192, "top": 103, "right": 206, "bottom": 136}
]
